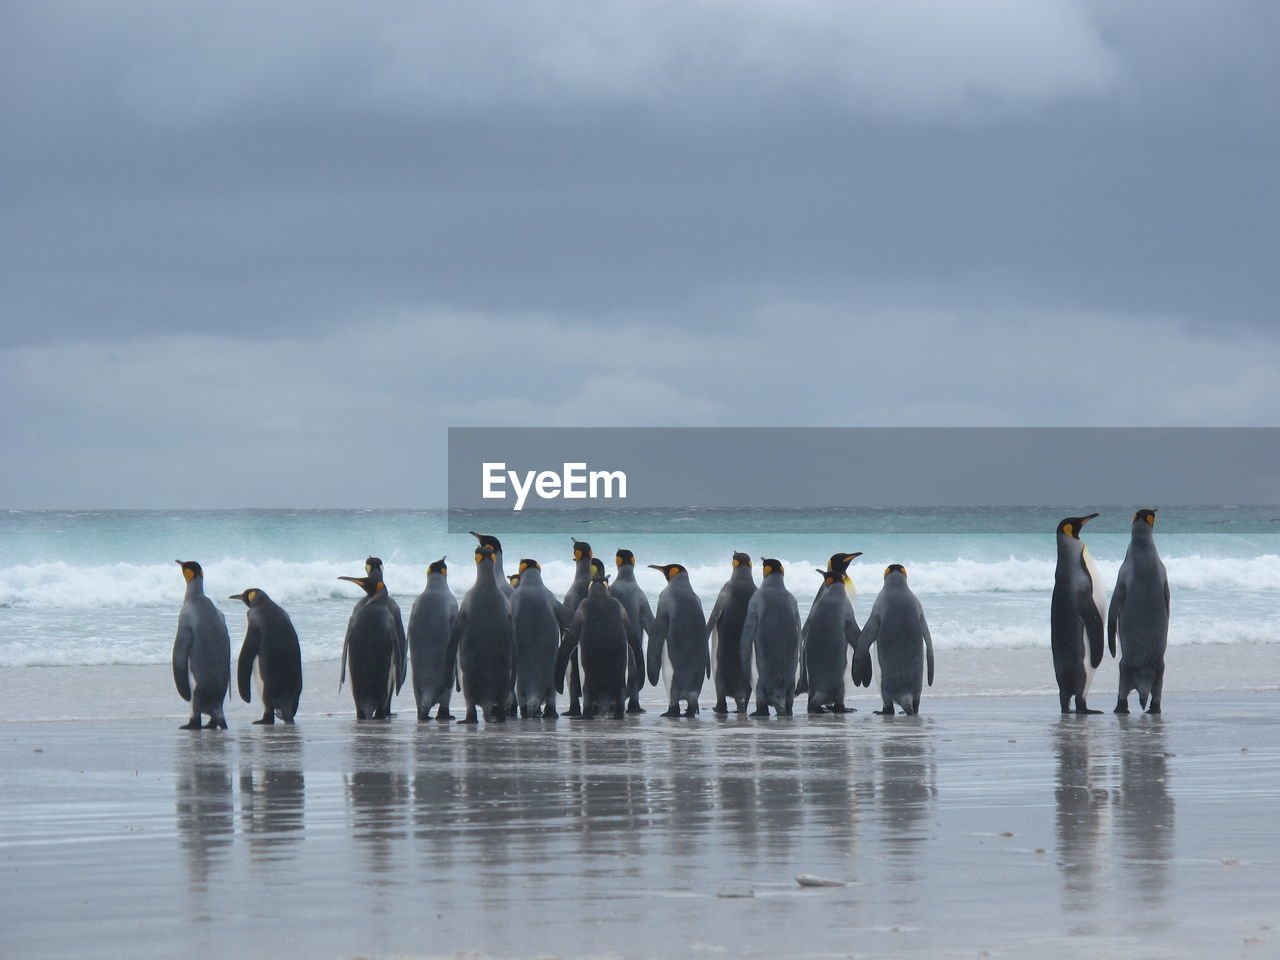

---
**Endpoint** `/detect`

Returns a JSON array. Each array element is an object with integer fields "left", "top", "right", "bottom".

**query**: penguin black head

[
  {"left": 616, "top": 548, "right": 636, "bottom": 567},
  {"left": 1057, "top": 514, "right": 1099, "bottom": 540},
  {"left": 470, "top": 531, "right": 502, "bottom": 552},
  {"left": 589, "top": 572, "right": 611, "bottom": 590},
  {"left": 883, "top": 564, "right": 907, "bottom": 579},
  {"left": 817, "top": 568, "right": 837, "bottom": 587},
  {"left": 176, "top": 560, "right": 203, "bottom": 582},
  {"left": 731, "top": 552, "right": 751, "bottom": 569},
  {"left": 827, "top": 552, "right": 863, "bottom": 576},
  {"left": 760, "top": 558, "right": 783, "bottom": 577},
  {"left": 427, "top": 557, "right": 448, "bottom": 576},
  {"left": 1133, "top": 508, "right": 1158, "bottom": 528},
  {"left": 365, "top": 556, "right": 383, "bottom": 574},
  {"left": 572, "top": 539, "right": 592, "bottom": 561},
  {"left": 648, "top": 563, "right": 686, "bottom": 581},
  {"left": 518, "top": 558, "right": 541, "bottom": 573},
  {"left": 508, "top": 574, "right": 521, "bottom": 588},
  {"left": 228, "top": 588, "right": 265, "bottom": 606},
  {"left": 338, "top": 575, "right": 382, "bottom": 596},
  {"left": 474, "top": 545, "right": 496, "bottom": 564}
]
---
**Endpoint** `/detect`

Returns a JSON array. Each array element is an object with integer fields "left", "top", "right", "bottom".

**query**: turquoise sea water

[{"left": 1, "top": 507, "right": 1277, "bottom": 667}]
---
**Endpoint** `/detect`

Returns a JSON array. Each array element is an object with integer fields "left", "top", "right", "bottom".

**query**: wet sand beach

[{"left": 2, "top": 677, "right": 1278, "bottom": 959}]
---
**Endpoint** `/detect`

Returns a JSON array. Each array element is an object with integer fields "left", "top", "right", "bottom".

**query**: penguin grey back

[
  {"left": 339, "top": 575, "right": 400, "bottom": 720},
  {"left": 1050, "top": 514, "right": 1106, "bottom": 714},
  {"left": 449, "top": 545, "right": 515, "bottom": 723},
  {"left": 1109, "top": 509, "right": 1170, "bottom": 714},
  {"left": 407, "top": 558, "right": 460, "bottom": 721},
  {"left": 645, "top": 563, "right": 708, "bottom": 715},
  {"left": 610, "top": 549, "right": 654, "bottom": 711},
  {"left": 232, "top": 587, "right": 302, "bottom": 724},
  {"left": 800, "top": 568, "right": 861, "bottom": 712},
  {"left": 706, "top": 552, "right": 756, "bottom": 713},
  {"left": 853, "top": 565, "right": 934, "bottom": 716},
  {"left": 740, "top": 559, "right": 802, "bottom": 716},
  {"left": 172, "top": 561, "right": 231, "bottom": 730},
  {"left": 510, "top": 560, "right": 573, "bottom": 718},
  {"left": 556, "top": 575, "right": 632, "bottom": 718}
]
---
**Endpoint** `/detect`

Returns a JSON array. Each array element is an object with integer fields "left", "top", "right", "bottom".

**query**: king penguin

[
  {"left": 800, "top": 566, "right": 861, "bottom": 714},
  {"left": 1050, "top": 514, "right": 1107, "bottom": 714},
  {"left": 172, "top": 561, "right": 231, "bottom": 730},
  {"left": 363, "top": 557, "right": 407, "bottom": 715},
  {"left": 646, "top": 563, "right": 709, "bottom": 717},
  {"left": 407, "top": 558, "right": 460, "bottom": 721},
  {"left": 510, "top": 558, "right": 574, "bottom": 718},
  {"left": 705, "top": 552, "right": 757, "bottom": 714},
  {"left": 561, "top": 539, "right": 594, "bottom": 717},
  {"left": 447, "top": 545, "right": 516, "bottom": 723},
  {"left": 741, "top": 558, "right": 803, "bottom": 717},
  {"left": 230, "top": 587, "right": 303, "bottom": 724},
  {"left": 338, "top": 573, "right": 400, "bottom": 720},
  {"left": 555, "top": 572, "right": 634, "bottom": 719},
  {"left": 799, "top": 552, "right": 861, "bottom": 695},
  {"left": 1109, "top": 509, "right": 1170, "bottom": 714},
  {"left": 610, "top": 549, "right": 654, "bottom": 714},
  {"left": 852, "top": 565, "right": 935, "bottom": 716}
]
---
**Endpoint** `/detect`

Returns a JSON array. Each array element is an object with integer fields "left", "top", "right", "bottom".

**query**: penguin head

[
  {"left": 827, "top": 552, "right": 862, "bottom": 576},
  {"left": 364, "top": 556, "right": 384, "bottom": 576},
  {"left": 590, "top": 558, "right": 606, "bottom": 579},
  {"left": 1056, "top": 514, "right": 1099, "bottom": 540},
  {"left": 518, "top": 558, "right": 541, "bottom": 573},
  {"left": 427, "top": 557, "right": 448, "bottom": 576},
  {"left": 731, "top": 551, "right": 752, "bottom": 569},
  {"left": 474, "top": 545, "right": 496, "bottom": 565},
  {"left": 589, "top": 572, "right": 611, "bottom": 591},
  {"left": 616, "top": 548, "right": 636, "bottom": 568},
  {"left": 817, "top": 568, "right": 837, "bottom": 587},
  {"left": 883, "top": 564, "right": 907, "bottom": 580},
  {"left": 648, "top": 563, "right": 687, "bottom": 581},
  {"left": 175, "top": 560, "right": 203, "bottom": 583},
  {"left": 507, "top": 574, "right": 521, "bottom": 588},
  {"left": 760, "top": 558, "right": 783, "bottom": 577},
  {"left": 337, "top": 575, "right": 382, "bottom": 596},
  {"left": 1133, "top": 508, "right": 1158, "bottom": 529},
  {"left": 228, "top": 588, "right": 264, "bottom": 606},
  {"left": 572, "top": 539, "right": 593, "bottom": 561},
  {"left": 470, "top": 531, "right": 503, "bottom": 552}
]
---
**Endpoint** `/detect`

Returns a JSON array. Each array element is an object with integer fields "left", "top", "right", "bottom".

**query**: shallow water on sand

[{"left": 2, "top": 695, "right": 1278, "bottom": 959}]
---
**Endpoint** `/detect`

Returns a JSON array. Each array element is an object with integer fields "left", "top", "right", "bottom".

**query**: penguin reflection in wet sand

[
  {"left": 853, "top": 565, "right": 934, "bottom": 716},
  {"left": 338, "top": 573, "right": 400, "bottom": 720},
  {"left": 173, "top": 561, "right": 231, "bottom": 730},
  {"left": 610, "top": 549, "right": 654, "bottom": 714},
  {"left": 646, "top": 563, "right": 709, "bottom": 717},
  {"left": 447, "top": 545, "right": 516, "bottom": 723},
  {"left": 407, "top": 558, "right": 459, "bottom": 722},
  {"left": 1110, "top": 509, "right": 1170, "bottom": 714},
  {"left": 1051, "top": 514, "right": 1107, "bottom": 714},
  {"left": 801, "top": 565, "right": 862, "bottom": 714},
  {"left": 555, "top": 573, "right": 634, "bottom": 719},
  {"left": 363, "top": 557, "right": 407, "bottom": 714},
  {"left": 741, "top": 558, "right": 803, "bottom": 717},
  {"left": 706, "top": 552, "right": 756, "bottom": 714},
  {"left": 230, "top": 588, "right": 303, "bottom": 724},
  {"left": 510, "top": 559, "right": 574, "bottom": 718}
]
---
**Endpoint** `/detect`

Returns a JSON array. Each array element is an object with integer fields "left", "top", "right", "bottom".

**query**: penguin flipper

[
  {"left": 554, "top": 615, "right": 583, "bottom": 694},
  {"left": 1107, "top": 576, "right": 1126, "bottom": 659},
  {"left": 237, "top": 621, "right": 262, "bottom": 704},
  {"left": 919, "top": 601, "right": 935, "bottom": 687},
  {"left": 844, "top": 609, "right": 862, "bottom": 651},
  {"left": 553, "top": 599, "right": 575, "bottom": 631},
  {"left": 1076, "top": 581, "right": 1105, "bottom": 670},
  {"left": 172, "top": 619, "right": 194, "bottom": 702},
  {"left": 392, "top": 603, "right": 408, "bottom": 694},
  {"left": 646, "top": 609, "right": 669, "bottom": 687},
  {"left": 739, "top": 603, "right": 760, "bottom": 689},
  {"left": 447, "top": 610, "right": 466, "bottom": 692},
  {"left": 851, "top": 610, "right": 879, "bottom": 687}
]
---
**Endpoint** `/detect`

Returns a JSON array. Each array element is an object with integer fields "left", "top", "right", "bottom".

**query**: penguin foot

[
  {"left": 807, "top": 703, "right": 826, "bottom": 715},
  {"left": 626, "top": 700, "right": 645, "bottom": 714},
  {"left": 209, "top": 718, "right": 228, "bottom": 729},
  {"left": 436, "top": 712, "right": 455, "bottom": 722},
  {"left": 252, "top": 717, "right": 274, "bottom": 725},
  {"left": 1114, "top": 702, "right": 1130, "bottom": 714},
  {"left": 661, "top": 708, "right": 682, "bottom": 718},
  {"left": 179, "top": 720, "right": 202, "bottom": 730},
  {"left": 683, "top": 705, "right": 698, "bottom": 718},
  {"left": 750, "top": 707, "right": 770, "bottom": 717},
  {"left": 712, "top": 701, "right": 729, "bottom": 715},
  {"left": 735, "top": 700, "right": 748, "bottom": 714},
  {"left": 1076, "top": 707, "right": 1102, "bottom": 715},
  {"left": 544, "top": 707, "right": 559, "bottom": 719},
  {"left": 874, "top": 708, "right": 894, "bottom": 716},
  {"left": 565, "top": 707, "right": 582, "bottom": 718},
  {"left": 1147, "top": 703, "right": 1162, "bottom": 715},
  {"left": 830, "top": 703, "right": 849, "bottom": 714}
]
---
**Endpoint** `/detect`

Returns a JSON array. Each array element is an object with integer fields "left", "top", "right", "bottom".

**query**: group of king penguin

[
  {"left": 169, "top": 509, "right": 1169, "bottom": 729},
  {"left": 1052, "top": 508, "right": 1171, "bottom": 715}
]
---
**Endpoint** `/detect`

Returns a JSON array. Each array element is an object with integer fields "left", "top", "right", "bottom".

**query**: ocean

[{"left": 2, "top": 506, "right": 1277, "bottom": 669}]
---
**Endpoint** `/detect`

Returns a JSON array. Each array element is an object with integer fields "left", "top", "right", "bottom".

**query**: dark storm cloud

[{"left": 1, "top": 1, "right": 1277, "bottom": 507}]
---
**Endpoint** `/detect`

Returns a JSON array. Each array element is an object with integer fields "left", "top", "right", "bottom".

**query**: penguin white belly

[
  {"left": 661, "top": 646, "right": 673, "bottom": 693},
  {"left": 1081, "top": 545, "right": 1106, "bottom": 694},
  {"left": 709, "top": 627, "right": 719, "bottom": 676},
  {"left": 253, "top": 657, "right": 264, "bottom": 704},
  {"left": 844, "top": 579, "right": 857, "bottom": 601}
]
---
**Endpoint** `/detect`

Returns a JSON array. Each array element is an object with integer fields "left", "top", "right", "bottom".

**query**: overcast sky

[{"left": 2, "top": 1, "right": 1277, "bottom": 508}]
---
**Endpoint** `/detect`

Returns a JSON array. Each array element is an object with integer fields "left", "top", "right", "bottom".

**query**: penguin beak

[
  {"left": 337, "top": 576, "right": 362, "bottom": 584},
  {"left": 647, "top": 564, "right": 664, "bottom": 571},
  {"left": 846, "top": 552, "right": 863, "bottom": 561},
  {"left": 1081, "top": 513, "right": 1100, "bottom": 524},
  {"left": 228, "top": 592, "right": 245, "bottom": 601}
]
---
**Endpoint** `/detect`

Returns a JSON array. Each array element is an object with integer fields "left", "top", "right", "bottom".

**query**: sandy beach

[{"left": 2, "top": 657, "right": 1278, "bottom": 960}]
